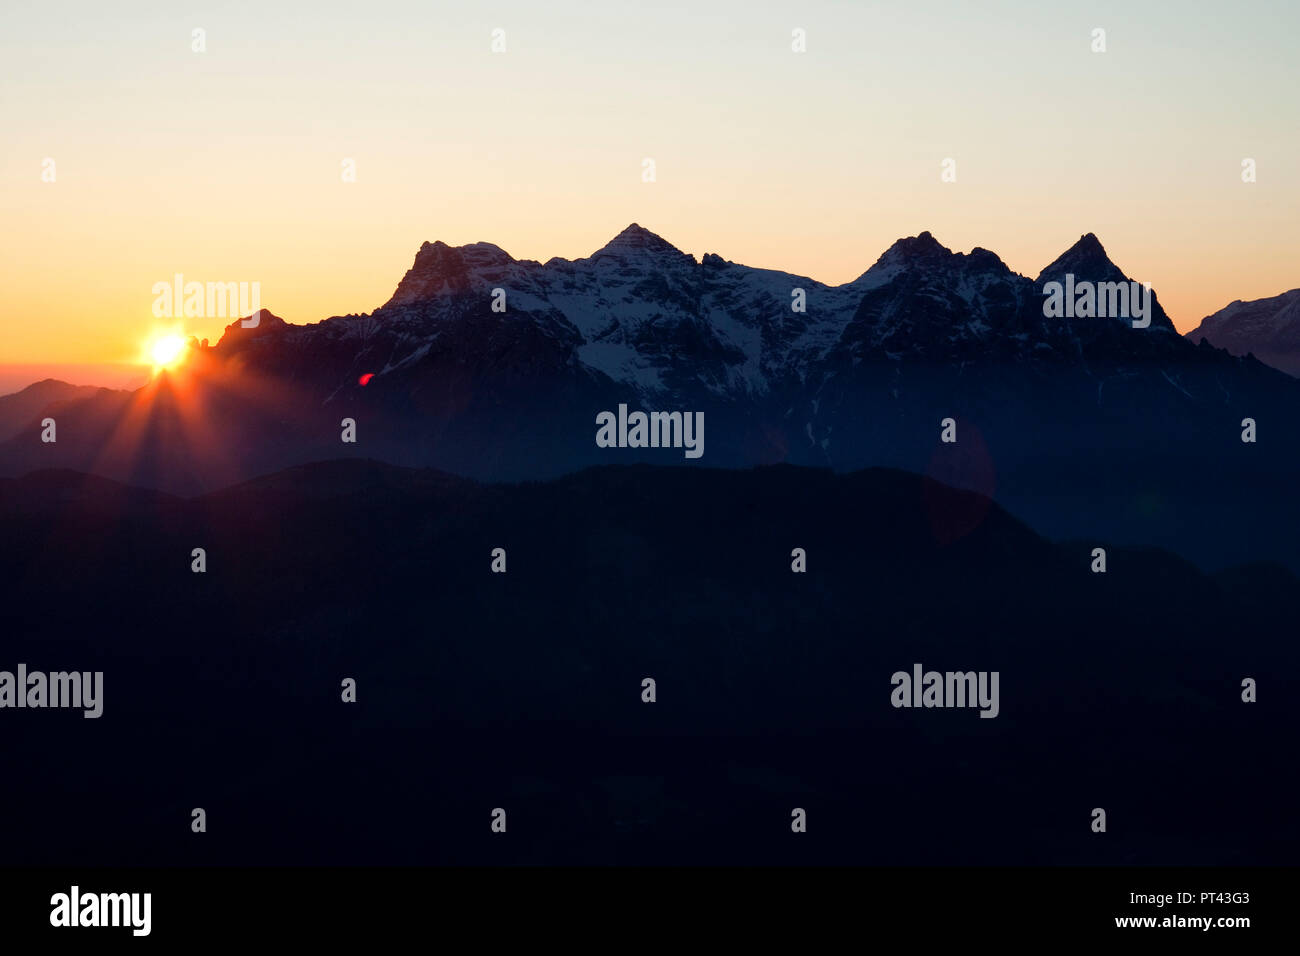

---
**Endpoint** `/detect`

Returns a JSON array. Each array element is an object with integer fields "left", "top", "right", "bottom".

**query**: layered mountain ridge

[
  {"left": 3, "top": 225, "right": 1298, "bottom": 572},
  {"left": 1185, "top": 288, "right": 1300, "bottom": 376}
]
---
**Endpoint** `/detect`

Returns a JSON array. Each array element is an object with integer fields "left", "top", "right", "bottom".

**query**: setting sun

[{"left": 147, "top": 333, "right": 188, "bottom": 371}]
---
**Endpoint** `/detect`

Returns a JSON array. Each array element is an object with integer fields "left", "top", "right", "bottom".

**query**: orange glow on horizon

[{"left": 3, "top": 2, "right": 1298, "bottom": 369}]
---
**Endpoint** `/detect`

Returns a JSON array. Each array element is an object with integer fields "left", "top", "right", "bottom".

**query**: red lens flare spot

[{"left": 358, "top": 373, "right": 374, "bottom": 386}]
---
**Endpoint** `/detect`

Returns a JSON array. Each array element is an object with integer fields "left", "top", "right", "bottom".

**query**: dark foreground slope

[{"left": 0, "top": 461, "right": 1293, "bottom": 865}]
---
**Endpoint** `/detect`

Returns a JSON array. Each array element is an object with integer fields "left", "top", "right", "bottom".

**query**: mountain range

[
  {"left": 3, "top": 225, "right": 1299, "bottom": 571},
  {"left": 1185, "top": 288, "right": 1300, "bottom": 376},
  {"left": 3, "top": 229, "right": 1297, "bottom": 865}
]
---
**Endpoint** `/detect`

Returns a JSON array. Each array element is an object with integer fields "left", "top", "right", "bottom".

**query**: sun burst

[{"left": 144, "top": 331, "right": 189, "bottom": 372}]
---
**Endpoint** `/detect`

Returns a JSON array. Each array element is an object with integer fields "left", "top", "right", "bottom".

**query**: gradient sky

[{"left": 2, "top": 0, "right": 1297, "bottom": 386}]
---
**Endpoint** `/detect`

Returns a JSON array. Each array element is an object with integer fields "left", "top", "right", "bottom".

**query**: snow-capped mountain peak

[{"left": 330, "top": 227, "right": 1194, "bottom": 411}]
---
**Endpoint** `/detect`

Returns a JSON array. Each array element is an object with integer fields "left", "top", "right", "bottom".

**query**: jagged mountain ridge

[
  {"left": 1, "top": 224, "right": 1281, "bottom": 463},
  {"left": 322, "top": 224, "right": 1186, "bottom": 404},
  {"left": 189, "top": 221, "right": 1226, "bottom": 475},
  {"left": 367, "top": 222, "right": 871, "bottom": 402},
  {"left": 1185, "top": 288, "right": 1300, "bottom": 376},
  {"left": 191, "top": 223, "right": 1230, "bottom": 479},
  {"left": 4, "top": 224, "right": 1300, "bottom": 573}
]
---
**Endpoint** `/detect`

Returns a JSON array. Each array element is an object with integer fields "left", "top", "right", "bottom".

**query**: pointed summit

[
  {"left": 1072, "top": 232, "right": 1105, "bottom": 254},
  {"left": 1036, "top": 233, "right": 1120, "bottom": 283},
  {"left": 1036, "top": 234, "right": 1176, "bottom": 332},
  {"left": 591, "top": 223, "right": 688, "bottom": 260},
  {"left": 875, "top": 231, "right": 953, "bottom": 266},
  {"left": 849, "top": 231, "right": 953, "bottom": 283}
]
